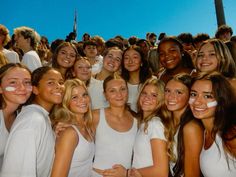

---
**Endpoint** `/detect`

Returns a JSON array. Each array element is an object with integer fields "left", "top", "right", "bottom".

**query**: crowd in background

[{"left": 0, "top": 23, "right": 236, "bottom": 177}]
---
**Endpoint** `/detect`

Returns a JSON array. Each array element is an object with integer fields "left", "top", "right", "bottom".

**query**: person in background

[
  {"left": 0, "top": 63, "right": 32, "bottom": 169},
  {"left": 1, "top": 66, "right": 64, "bottom": 177},
  {"left": 215, "top": 24, "right": 233, "bottom": 42},
  {"left": 193, "top": 33, "right": 210, "bottom": 50},
  {"left": 82, "top": 33, "right": 91, "bottom": 42},
  {"left": 156, "top": 36, "right": 194, "bottom": 83},
  {"left": 195, "top": 38, "right": 236, "bottom": 93},
  {"left": 177, "top": 33, "right": 196, "bottom": 60},
  {"left": 147, "top": 33, "right": 157, "bottom": 48},
  {"left": 0, "top": 25, "right": 20, "bottom": 63},
  {"left": 52, "top": 41, "right": 77, "bottom": 79},
  {"left": 0, "top": 51, "right": 9, "bottom": 67},
  {"left": 121, "top": 45, "right": 152, "bottom": 112},
  {"left": 50, "top": 78, "right": 95, "bottom": 177},
  {"left": 189, "top": 72, "right": 236, "bottom": 177},
  {"left": 14, "top": 26, "right": 42, "bottom": 72}
]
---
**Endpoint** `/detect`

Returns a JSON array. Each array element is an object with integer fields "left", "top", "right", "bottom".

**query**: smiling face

[
  {"left": 164, "top": 80, "right": 189, "bottom": 114},
  {"left": 189, "top": 80, "right": 216, "bottom": 121},
  {"left": 139, "top": 84, "right": 161, "bottom": 117},
  {"left": 0, "top": 67, "right": 32, "bottom": 107},
  {"left": 103, "top": 49, "right": 122, "bottom": 72},
  {"left": 196, "top": 43, "right": 218, "bottom": 72},
  {"left": 123, "top": 48, "right": 142, "bottom": 72},
  {"left": 104, "top": 79, "right": 128, "bottom": 107},
  {"left": 69, "top": 85, "right": 90, "bottom": 115},
  {"left": 57, "top": 46, "right": 77, "bottom": 69},
  {"left": 73, "top": 59, "right": 91, "bottom": 82},
  {"left": 158, "top": 41, "right": 182, "bottom": 70},
  {"left": 33, "top": 69, "right": 64, "bottom": 112}
]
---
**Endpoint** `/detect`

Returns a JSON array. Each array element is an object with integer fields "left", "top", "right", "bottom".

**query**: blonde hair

[
  {"left": 51, "top": 78, "right": 95, "bottom": 140},
  {"left": 0, "top": 24, "right": 11, "bottom": 46},
  {"left": 137, "top": 77, "right": 175, "bottom": 160},
  {"left": 0, "top": 51, "right": 9, "bottom": 67},
  {"left": 14, "top": 26, "right": 40, "bottom": 50}
]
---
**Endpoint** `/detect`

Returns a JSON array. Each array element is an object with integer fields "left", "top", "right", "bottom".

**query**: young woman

[
  {"left": 52, "top": 41, "right": 78, "bottom": 79},
  {"left": 89, "top": 47, "right": 123, "bottom": 110},
  {"left": 131, "top": 78, "right": 172, "bottom": 177},
  {"left": 121, "top": 45, "right": 152, "bottom": 112},
  {"left": 195, "top": 38, "right": 236, "bottom": 93},
  {"left": 157, "top": 36, "right": 194, "bottom": 83},
  {"left": 50, "top": 79, "right": 95, "bottom": 177},
  {"left": 189, "top": 72, "right": 236, "bottom": 177},
  {"left": 1, "top": 66, "right": 64, "bottom": 177},
  {"left": 164, "top": 73, "right": 203, "bottom": 177},
  {"left": 0, "top": 63, "right": 32, "bottom": 168},
  {"left": 92, "top": 73, "right": 137, "bottom": 177}
]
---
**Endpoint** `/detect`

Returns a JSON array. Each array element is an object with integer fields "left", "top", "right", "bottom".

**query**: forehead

[
  {"left": 2, "top": 67, "right": 31, "bottom": 79},
  {"left": 72, "top": 85, "right": 86, "bottom": 93},
  {"left": 41, "top": 70, "right": 62, "bottom": 80},
  {"left": 75, "top": 59, "right": 90, "bottom": 65},
  {"left": 143, "top": 84, "right": 159, "bottom": 92},
  {"left": 191, "top": 80, "right": 212, "bottom": 92},
  {"left": 166, "top": 80, "right": 188, "bottom": 90},
  {"left": 60, "top": 46, "right": 76, "bottom": 52},
  {"left": 106, "top": 79, "right": 126, "bottom": 87},
  {"left": 159, "top": 40, "right": 180, "bottom": 49},
  {"left": 200, "top": 42, "right": 214, "bottom": 51}
]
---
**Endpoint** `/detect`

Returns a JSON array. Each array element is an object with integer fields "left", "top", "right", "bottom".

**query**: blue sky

[{"left": 1, "top": 0, "right": 236, "bottom": 43}]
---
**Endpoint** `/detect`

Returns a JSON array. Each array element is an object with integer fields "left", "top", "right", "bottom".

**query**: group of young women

[{"left": 0, "top": 35, "right": 236, "bottom": 177}]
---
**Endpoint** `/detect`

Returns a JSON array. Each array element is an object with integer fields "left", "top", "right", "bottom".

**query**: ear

[
  {"left": 32, "top": 86, "right": 39, "bottom": 95},
  {"left": 0, "top": 87, "right": 3, "bottom": 94}
]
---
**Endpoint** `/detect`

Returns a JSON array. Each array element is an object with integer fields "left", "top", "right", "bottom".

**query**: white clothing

[
  {"left": 2, "top": 49, "right": 20, "bottom": 63},
  {"left": 68, "top": 125, "right": 95, "bottom": 177},
  {"left": 132, "top": 117, "right": 166, "bottom": 168},
  {"left": 21, "top": 50, "right": 42, "bottom": 72},
  {"left": 92, "top": 108, "right": 137, "bottom": 177},
  {"left": 0, "top": 110, "right": 9, "bottom": 168},
  {"left": 88, "top": 77, "right": 109, "bottom": 110},
  {"left": 91, "top": 55, "right": 103, "bottom": 75},
  {"left": 0, "top": 104, "right": 55, "bottom": 177},
  {"left": 200, "top": 134, "right": 236, "bottom": 177},
  {"left": 169, "top": 127, "right": 179, "bottom": 175},
  {"left": 127, "top": 83, "right": 140, "bottom": 112}
]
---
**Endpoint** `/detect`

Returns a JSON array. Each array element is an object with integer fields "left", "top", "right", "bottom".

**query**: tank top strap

[{"left": 71, "top": 124, "right": 81, "bottom": 138}]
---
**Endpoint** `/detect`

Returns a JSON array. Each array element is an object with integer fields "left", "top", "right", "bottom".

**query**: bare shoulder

[
  {"left": 183, "top": 120, "right": 204, "bottom": 137},
  {"left": 92, "top": 109, "right": 100, "bottom": 128}
]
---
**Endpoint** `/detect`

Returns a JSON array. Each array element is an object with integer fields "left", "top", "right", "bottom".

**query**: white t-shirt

[
  {"left": 132, "top": 117, "right": 166, "bottom": 168},
  {"left": 88, "top": 77, "right": 109, "bottom": 110},
  {"left": 21, "top": 50, "right": 42, "bottom": 72},
  {"left": 127, "top": 83, "right": 140, "bottom": 112},
  {"left": 2, "top": 49, "right": 20, "bottom": 63},
  {"left": 0, "top": 110, "right": 9, "bottom": 168},
  {"left": 0, "top": 104, "right": 55, "bottom": 177}
]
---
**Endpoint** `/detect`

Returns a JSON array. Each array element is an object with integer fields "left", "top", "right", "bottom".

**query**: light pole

[{"left": 214, "top": 0, "right": 226, "bottom": 27}]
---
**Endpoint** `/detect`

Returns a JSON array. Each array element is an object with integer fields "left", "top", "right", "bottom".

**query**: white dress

[
  {"left": 0, "top": 104, "right": 55, "bottom": 177},
  {"left": 132, "top": 117, "right": 166, "bottom": 168}
]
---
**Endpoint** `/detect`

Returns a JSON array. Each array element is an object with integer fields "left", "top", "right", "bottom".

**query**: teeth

[
  {"left": 166, "top": 60, "right": 174, "bottom": 64},
  {"left": 54, "top": 93, "right": 62, "bottom": 96},
  {"left": 167, "top": 101, "right": 176, "bottom": 105},
  {"left": 194, "top": 107, "right": 206, "bottom": 111}
]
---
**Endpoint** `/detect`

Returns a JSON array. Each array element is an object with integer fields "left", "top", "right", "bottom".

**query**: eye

[
  {"left": 151, "top": 93, "right": 157, "bottom": 97},
  {"left": 197, "top": 53, "right": 204, "bottom": 58},
  {"left": 83, "top": 92, "right": 89, "bottom": 97},
  {"left": 204, "top": 94, "right": 214, "bottom": 99},
  {"left": 164, "top": 88, "right": 170, "bottom": 93},
  {"left": 190, "top": 92, "right": 197, "bottom": 97},
  {"left": 176, "top": 90, "right": 183, "bottom": 95},
  {"left": 24, "top": 80, "right": 32, "bottom": 86},
  {"left": 209, "top": 52, "right": 216, "bottom": 57}
]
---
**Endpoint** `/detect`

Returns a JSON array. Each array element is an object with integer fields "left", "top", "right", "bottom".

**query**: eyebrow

[{"left": 191, "top": 89, "right": 213, "bottom": 94}]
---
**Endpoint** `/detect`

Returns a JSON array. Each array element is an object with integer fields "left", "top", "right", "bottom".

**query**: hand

[
  {"left": 53, "top": 122, "right": 70, "bottom": 137},
  {"left": 128, "top": 168, "right": 142, "bottom": 177},
  {"left": 102, "top": 164, "right": 127, "bottom": 177}
]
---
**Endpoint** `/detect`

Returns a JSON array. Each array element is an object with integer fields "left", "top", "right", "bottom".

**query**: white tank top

[
  {"left": 93, "top": 108, "right": 137, "bottom": 171},
  {"left": 200, "top": 134, "right": 236, "bottom": 177},
  {"left": 68, "top": 125, "right": 95, "bottom": 177},
  {"left": 0, "top": 110, "right": 9, "bottom": 168}
]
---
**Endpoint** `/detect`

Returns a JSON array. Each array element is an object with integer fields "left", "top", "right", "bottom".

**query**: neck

[
  {"left": 129, "top": 71, "right": 140, "bottom": 84},
  {"left": 33, "top": 98, "right": 52, "bottom": 113},
  {"left": 96, "top": 68, "right": 112, "bottom": 80},
  {"left": 22, "top": 46, "right": 33, "bottom": 53},
  {"left": 202, "top": 118, "right": 214, "bottom": 133},
  {"left": 173, "top": 107, "right": 187, "bottom": 126},
  {"left": 108, "top": 106, "right": 126, "bottom": 118}
]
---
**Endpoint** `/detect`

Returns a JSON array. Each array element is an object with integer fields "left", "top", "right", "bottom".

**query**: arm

[
  {"left": 183, "top": 120, "right": 204, "bottom": 177},
  {"left": 50, "top": 127, "right": 78, "bottom": 177},
  {"left": 137, "top": 139, "right": 169, "bottom": 177}
]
